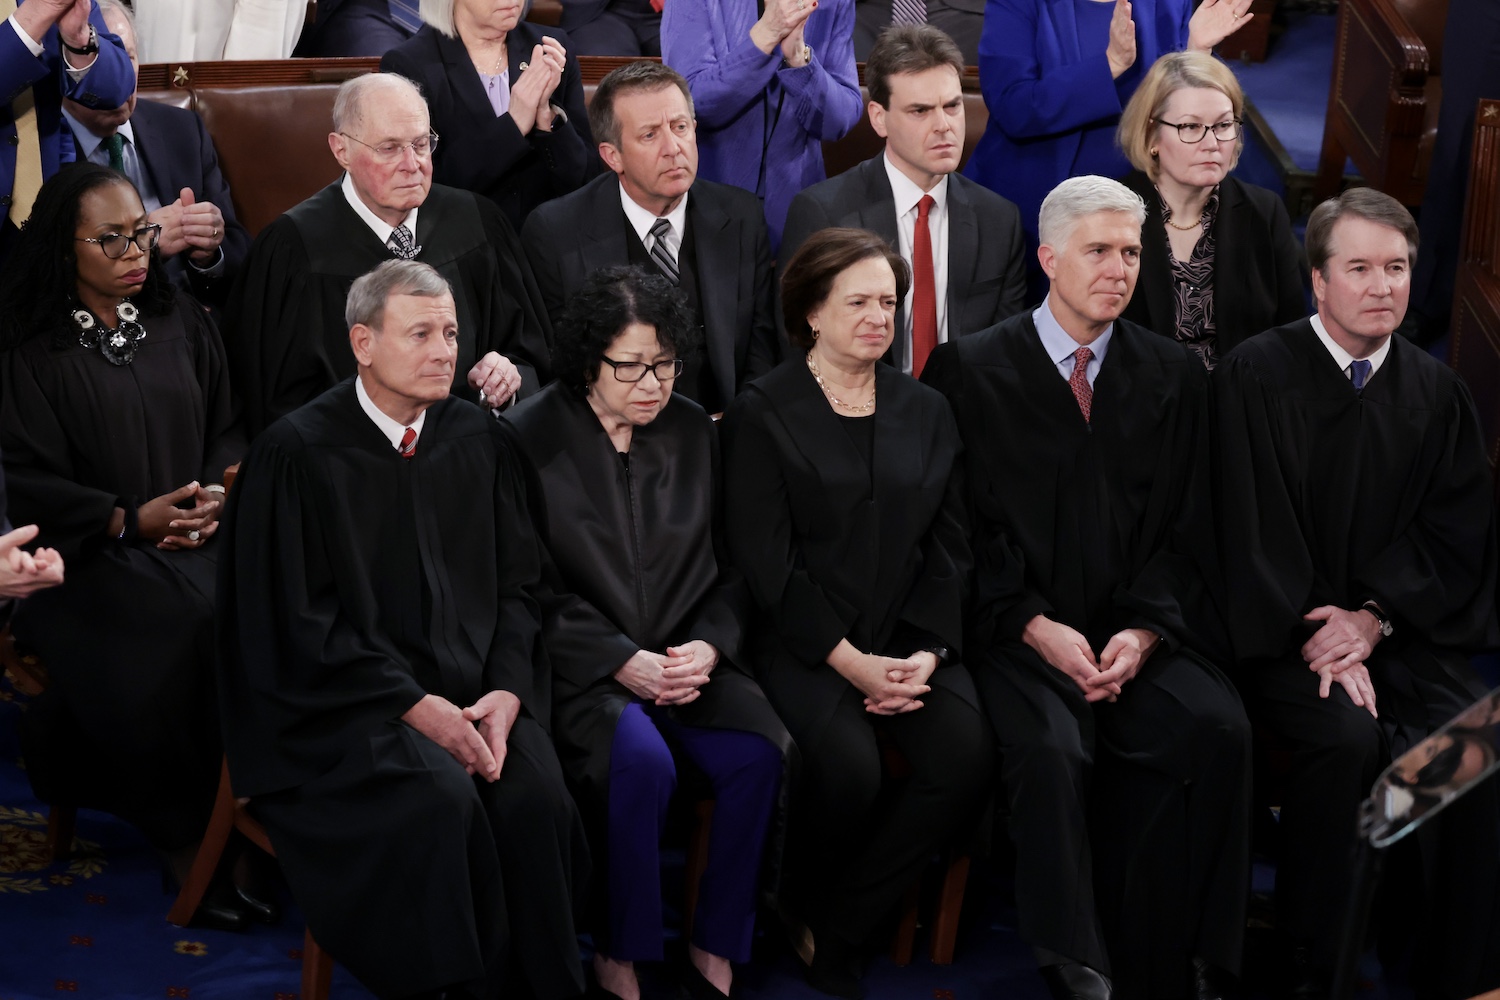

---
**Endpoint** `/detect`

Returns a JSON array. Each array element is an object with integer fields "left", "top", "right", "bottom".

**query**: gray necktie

[
  {"left": 649, "top": 218, "right": 679, "bottom": 285},
  {"left": 891, "top": 0, "right": 928, "bottom": 24},
  {"left": 387, "top": 223, "right": 421, "bottom": 260}
]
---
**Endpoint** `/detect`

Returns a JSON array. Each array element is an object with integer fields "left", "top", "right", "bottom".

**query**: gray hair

[
  {"left": 95, "top": 0, "right": 134, "bottom": 31},
  {"left": 1038, "top": 175, "right": 1147, "bottom": 249},
  {"left": 346, "top": 260, "right": 453, "bottom": 331},
  {"left": 419, "top": 0, "right": 456, "bottom": 37},
  {"left": 332, "top": 73, "right": 426, "bottom": 134}
]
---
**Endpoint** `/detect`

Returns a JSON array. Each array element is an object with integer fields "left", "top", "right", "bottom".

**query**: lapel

[
  {"left": 1136, "top": 181, "right": 1176, "bottom": 335},
  {"left": 944, "top": 174, "right": 980, "bottom": 336},
  {"left": 435, "top": 28, "right": 499, "bottom": 126},
  {"left": 687, "top": 187, "right": 740, "bottom": 404},
  {"left": 126, "top": 109, "right": 171, "bottom": 208},
  {"left": 581, "top": 176, "right": 634, "bottom": 277},
  {"left": 1019, "top": 313, "right": 1093, "bottom": 434},
  {"left": 1211, "top": 178, "right": 1249, "bottom": 354}
]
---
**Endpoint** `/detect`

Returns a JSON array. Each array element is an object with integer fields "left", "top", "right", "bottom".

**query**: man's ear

[
  {"left": 329, "top": 131, "right": 352, "bottom": 172},
  {"left": 1037, "top": 244, "right": 1059, "bottom": 282},
  {"left": 349, "top": 323, "right": 377, "bottom": 368},
  {"left": 868, "top": 100, "right": 888, "bottom": 140},
  {"left": 599, "top": 141, "right": 624, "bottom": 176}
]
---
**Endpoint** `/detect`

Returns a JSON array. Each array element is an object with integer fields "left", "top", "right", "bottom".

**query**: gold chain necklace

[{"left": 806, "top": 352, "right": 875, "bottom": 414}]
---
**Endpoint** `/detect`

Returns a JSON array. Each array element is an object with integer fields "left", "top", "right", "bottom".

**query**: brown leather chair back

[{"left": 1448, "top": 100, "right": 1500, "bottom": 480}]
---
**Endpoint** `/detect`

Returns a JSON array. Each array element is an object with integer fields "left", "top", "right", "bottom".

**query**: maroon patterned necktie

[
  {"left": 1069, "top": 346, "right": 1094, "bottom": 422},
  {"left": 399, "top": 426, "right": 417, "bottom": 459}
]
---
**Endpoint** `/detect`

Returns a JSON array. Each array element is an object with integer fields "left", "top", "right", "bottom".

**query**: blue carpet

[{"left": 1235, "top": 10, "right": 1342, "bottom": 175}]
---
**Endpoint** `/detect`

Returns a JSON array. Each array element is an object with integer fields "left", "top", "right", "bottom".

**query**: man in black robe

[
  {"left": 225, "top": 72, "right": 552, "bottom": 437},
  {"left": 923, "top": 175, "right": 1250, "bottom": 1000},
  {"left": 1215, "top": 188, "right": 1500, "bottom": 1000},
  {"left": 217, "top": 260, "right": 588, "bottom": 1000}
]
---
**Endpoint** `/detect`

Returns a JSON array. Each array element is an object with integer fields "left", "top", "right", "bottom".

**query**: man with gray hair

[
  {"left": 226, "top": 72, "right": 553, "bottom": 437},
  {"left": 1215, "top": 187, "right": 1500, "bottom": 999},
  {"left": 218, "top": 258, "right": 588, "bottom": 1000},
  {"left": 923, "top": 175, "right": 1250, "bottom": 1000}
]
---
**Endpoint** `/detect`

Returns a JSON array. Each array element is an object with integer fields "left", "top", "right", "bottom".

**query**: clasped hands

[
  {"left": 511, "top": 36, "right": 568, "bottom": 136},
  {"left": 0, "top": 524, "right": 64, "bottom": 599},
  {"left": 827, "top": 639, "right": 938, "bottom": 716},
  {"left": 467, "top": 352, "right": 524, "bottom": 409},
  {"left": 109, "top": 481, "right": 221, "bottom": 550},
  {"left": 1024, "top": 615, "right": 1159, "bottom": 703},
  {"left": 1301, "top": 604, "right": 1380, "bottom": 719},
  {"left": 614, "top": 640, "right": 720, "bottom": 707},
  {"left": 751, "top": 0, "right": 816, "bottom": 68},
  {"left": 150, "top": 188, "right": 224, "bottom": 267},
  {"left": 403, "top": 690, "right": 521, "bottom": 782},
  {"left": 1103, "top": 0, "right": 1253, "bottom": 79}
]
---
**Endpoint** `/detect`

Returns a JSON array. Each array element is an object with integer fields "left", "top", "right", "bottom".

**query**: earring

[
  {"left": 1150, "top": 147, "right": 1159, "bottom": 157},
  {"left": 811, "top": 327, "right": 820, "bottom": 340}
]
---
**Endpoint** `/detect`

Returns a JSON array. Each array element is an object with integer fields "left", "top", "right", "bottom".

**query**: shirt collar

[
  {"left": 355, "top": 374, "right": 427, "bottom": 451},
  {"left": 341, "top": 173, "right": 420, "bottom": 247},
  {"left": 62, "top": 111, "right": 134, "bottom": 164},
  {"left": 618, "top": 179, "right": 689, "bottom": 246},
  {"left": 1034, "top": 297, "right": 1113, "bottom": 367},
  {"left": 1310, "top": 313, "right": 1391, "bottom": 378},
  {"left": 882, "top": 151, "right": 948, "bottom": 218}
]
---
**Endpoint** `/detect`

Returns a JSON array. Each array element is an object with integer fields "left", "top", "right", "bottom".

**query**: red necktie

[
  {"left": 910, "top": 194, "right": 938, "bottom": 378},
  {"left": 399, "top": 426, "right": 417, "bottom": 459},
  {"left": 1069, "top": 347, "right": 1094, "bottom": 422}
]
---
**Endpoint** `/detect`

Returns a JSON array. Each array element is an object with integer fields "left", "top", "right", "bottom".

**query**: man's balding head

[{"left": 329, "top": 74, "right": 435, "bottom": 228}]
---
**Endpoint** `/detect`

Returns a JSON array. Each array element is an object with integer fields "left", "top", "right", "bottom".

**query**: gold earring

[
  {"left": 811, "top": 327, "right": 820, "bottom": 339},
  {"left": 1150, "top": 147, "right": 1159, "bottom": 157}
]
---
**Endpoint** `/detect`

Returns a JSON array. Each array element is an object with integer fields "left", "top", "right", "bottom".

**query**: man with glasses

[{"left": 226, "top": 72, "right": 553, "bottom": 436}]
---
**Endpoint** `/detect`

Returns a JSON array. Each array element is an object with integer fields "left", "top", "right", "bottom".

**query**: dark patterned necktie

[
  {"left": 1350, "top": 358, "right": 1372, "bottom": 392},
  {"left": 388, "top": 0, "right": 422, "bottom": 32},
  {"left": 104, "top": 133, "right": 125, "bottom": 172},
  {"left": 1069, "top": 346, "right": 1094, "bottom": 422},
  {"left": 388, "top": 224, "right": 421, "bottom": 260},
  {"left": 649, "top": 218, "right": 680, "bottom": 285},
  {"left": 399, "top": 426, "right": 417, "bottom": 459},
  {"left": 891, "top": 0, "right": 928, "bottom": 24}
]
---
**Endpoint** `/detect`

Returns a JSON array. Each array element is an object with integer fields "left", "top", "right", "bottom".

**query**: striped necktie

[
  {"left": 649, "top": 218, "right": 679, "bottom": 285},
  {"left": 891, "top": 0, "right": 928, "bottom": 25},
  {"left": 2, "top": 0, "right": 44, "bottom": 229},
  {"left": 399, "top": 426, "right": 417, "bottom": 459},
  {"left": 388, "top": 0, "right": 422, "bottom": 32}
]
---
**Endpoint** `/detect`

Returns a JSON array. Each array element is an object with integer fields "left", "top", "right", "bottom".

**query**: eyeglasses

[
  {"left": 339, "top": 131, "right": 440, "bottom": 162},
  {"left": 75, "top": 223, "right": 162, "bottom": 259},
  {"left": 600, "top": 357, "right": 684, "bottom": 383},
  {"left": 1153, "top": 118, "right": 1241, "bottom": 143}
]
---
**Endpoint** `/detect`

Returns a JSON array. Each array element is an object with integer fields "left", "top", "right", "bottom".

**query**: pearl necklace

[{"left": 806, "top": 352, "right": 875, "bottom": 414}]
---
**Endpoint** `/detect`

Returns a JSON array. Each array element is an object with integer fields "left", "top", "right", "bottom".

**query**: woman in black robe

[
  {"left": 0, "top": 164, "right": 250, "bottom": 927},
  {"left": 720, "top": 229, "right": 993, "bottom": 999},
  {"left": 503, "top": 266, "right": 792, "bottom": 1000}
]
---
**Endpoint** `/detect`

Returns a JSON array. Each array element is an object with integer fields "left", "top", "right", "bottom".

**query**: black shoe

[
  {"left": 1190, "top": 957, "right": 1241, "bottom": 1000},
  {"left": 191, "top": 880, "right": 252, "bottom": 933},
  {"left": 804, "top": 935, "right": 864, "bottom": 1000},
  {"left": 232, "top": 884, "right": 281, "bottom": 925},
  {"left": 1288, "top": 947, "right": 1331, "bottom": 1000},
  {"left": 1038, "top": 961, "right": 1113, "bottom": 1000},
  {"left": 681, "top": 959, "right": 734, "bottom": 1000}
]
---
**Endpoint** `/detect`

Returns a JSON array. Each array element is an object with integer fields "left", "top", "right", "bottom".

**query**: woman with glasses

[
  {"left": 0, "top": 164, "right": 251, "bottom": 928},
  {"left": 721, "top": 229, "right": 991, "bottom": 999},
  {"left": 381, "top": 0, "right": 597, "bottom": 230},
  {"left": 503, "top": 266, "right": 791, "bottom": 1000},
  {"left": 1118, "top": 51, "right": 1306, "bottom": 368}
]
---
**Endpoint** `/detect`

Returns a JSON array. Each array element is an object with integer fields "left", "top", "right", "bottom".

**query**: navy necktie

[{"left": 1350, "top": 359, "right": 1372, "bottom": 392}]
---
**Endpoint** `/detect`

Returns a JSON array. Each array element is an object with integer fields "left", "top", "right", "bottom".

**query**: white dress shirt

[
  {"left": 356, "top": 374, "right": 427, "bottom": 451},
  {"left": 1310, "top": 313, "right": 1391, "bottom": 383},
  {"left": 884, "top": 152, "right": 950, "bottom": 374},
  {"left": 342, "top": 172, "right": 420, "bottom": 248},
  {"left": 1034, "top": 298, "right": 1113, "bottom": 389}
]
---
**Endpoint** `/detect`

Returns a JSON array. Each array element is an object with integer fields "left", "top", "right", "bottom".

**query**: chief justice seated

[{"left": 217, "top": 259, "right": 588, "bottom": 1000}]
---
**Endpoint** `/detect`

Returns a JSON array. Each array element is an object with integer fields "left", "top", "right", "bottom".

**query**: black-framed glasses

[
  {"left": 339, "top": 131, "right": 440, "bottom": 162},
  {"left": 1153, "top": 118, "right": 1241, "bottom": 143},
  {"left": 600, "top": 357, "right": 684, "bottom": 383},
  {"left": 75, "top": 223, "right": 162, "bottom": 259}
]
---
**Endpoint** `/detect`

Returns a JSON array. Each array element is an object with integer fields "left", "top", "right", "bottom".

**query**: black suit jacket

[
  {"left": 1122, "top": 172, "right": 1307, "bottom": 360},
  {"left": 779, "top": 155, "right": 1028, "bottom": 371},
  {"left": 107, "top": 98, "right": 250, "bottom": 308},
  {"left": 522, "top": 172, "right": 779, "bottom": 406},
  {"left": 381, "top": 23, "right": 598, "bottom": 231}
]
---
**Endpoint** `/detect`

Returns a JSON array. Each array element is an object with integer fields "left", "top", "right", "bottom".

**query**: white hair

[
  {"left": 1038, "top": 175, "right": 1147, "bottom": 249},
  {"left": 332, "top": 73, "right": 426, "bottom": 133}
]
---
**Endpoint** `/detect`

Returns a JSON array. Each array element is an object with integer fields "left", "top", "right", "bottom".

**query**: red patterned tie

[
  {"left": 399, "top": 426, "right": 417, "bottom": 459},
  {"left": 1069, "top": 346, "right": 1094, "bottom": 422},
  {"left": 910, "top": 194, "right": 937, "bottom": 378}
]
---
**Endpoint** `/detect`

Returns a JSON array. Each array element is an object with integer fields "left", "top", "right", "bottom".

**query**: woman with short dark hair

[
  {"left": 504, "top": 266, "right": 792, "bottom": 1000},
  {"left": 722, "top": 228, "right": 992, "bottom": 999}
]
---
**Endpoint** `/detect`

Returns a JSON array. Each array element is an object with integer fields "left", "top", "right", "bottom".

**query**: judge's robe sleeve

[
  {"left": 686, "top": 425, "right": 752, "bottom": 666},
  {"left": 921, "top": 341, "right": 1054, "bottom": 649},
  {"left": 518, "top": 206, "right": 569, "bottom": 332},
  {"left": 476, "top": 200, "right": 554, "bottom": 394},
  {"left": 890, "top": 410, "right": 972, "bottom": 661},
  {"left": 480, "top": 437, "right": 554, "bottom": 716},
  {"left": 0, "top": 347, "right": 119, "bottom": 560},
  {"left": 721, "top": 396, "right": 859, "bottom": 665},
  {"left": 183, "top": 299, "right": 249, "bottom": 483},
  {"left": 217, "top": 433, "right": 434, "bottom": 797}
]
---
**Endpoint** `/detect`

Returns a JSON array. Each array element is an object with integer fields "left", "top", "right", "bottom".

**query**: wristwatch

[
  {"left": 1361, "top": 601, "right": 1394, "bottom": 638},
  {"left": 923, "top": 644, "right": 951, "bottom": 665},
  {"left": 63, "top": 24, "right": 99, "bottom": 56}
]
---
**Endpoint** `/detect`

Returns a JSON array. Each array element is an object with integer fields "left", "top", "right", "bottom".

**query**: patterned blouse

[{"left": 1163, "top": 187, "right": 1220, "bottom": 370}]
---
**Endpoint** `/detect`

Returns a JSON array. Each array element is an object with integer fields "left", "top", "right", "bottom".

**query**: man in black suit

[
  {"left": 293, "top": 0, "right": 414, "bottom": 57},
  {"left": 853, "top": 0, "right": 983, "bottom": 64},
  {"left": 522, "top": 61, "right": 778, "bottom": 415},
  {"left": 780, "top": 24, "right": 1026, "bottom": 377},
  {"left": 561, "top": 0, "right": 660, "bottom": 57},
  {"left": 61, "top": 0, "right": 247, "bottom": 307}
]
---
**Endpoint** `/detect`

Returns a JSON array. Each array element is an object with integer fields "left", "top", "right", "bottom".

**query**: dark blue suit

[{"left": 2, "top": 0, "right": 133, "bottom": 255}]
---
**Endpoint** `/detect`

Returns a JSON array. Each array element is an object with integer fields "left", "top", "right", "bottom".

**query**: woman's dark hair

[
  {"left": 780, "top": 228, "right": 910, "bottom": 351},
  {"left": 553, "top": 265, "right": 701, "bottom": 395},
  {"left": 0, "top": 163, "right": 175, "bottom": 352}
]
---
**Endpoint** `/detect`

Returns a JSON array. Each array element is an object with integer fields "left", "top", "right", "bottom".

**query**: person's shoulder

[
  {"left": 282, "top": 181, "right": 347, "bottom": 232},
  {"left": 529, "top": 172, "right": 615, "bottom": 227},
  {"left": 1220, "top": 176, "right": 1289, "bottom": 221},
  {"left": 382, "top": 24, "right": 443, "bottom": 68},
  {"left": 953, "top": 311, "right": 1036, "bottom": 365},
  {"left": 693, "top": 178, "right": 767, "bottom": 219},
  {"left": 948, "top": 170, "right": 1022, "bottom": 220},
  {"left": 255, "top": 380, "right": 359, "bottom": 455},
  {"left": 504, "top": 380, "right": 573, "bottom": 435},
  {"left": 131, "top": 97, "right": 201, "bottom": 132},
  {"left": 1218, "top": 318, "right": 1313, "bottom": 383}
]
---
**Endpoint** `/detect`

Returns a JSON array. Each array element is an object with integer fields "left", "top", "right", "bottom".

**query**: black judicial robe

[
  {"left": 0, "top": 294, "right": 245, "bottom": 848},
  {"left": 720, "top": 359, "right": 978, "bottom": 740},
  {"left": 921, "top": 312, "right": 1223, "bottom": 657},
  {"left": 1215, "top": 321, "right": 1499, "bottom": 721},
  {"left": 224, "top": 181, "right": 554, "bottom": 436},
  {"left": 502, "top": 385, "right": 793, "bottom": 874}
]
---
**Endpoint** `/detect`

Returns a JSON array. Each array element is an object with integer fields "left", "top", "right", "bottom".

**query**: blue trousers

[{"left": 603, "top": 702, "right": 782, "bottom": 962}]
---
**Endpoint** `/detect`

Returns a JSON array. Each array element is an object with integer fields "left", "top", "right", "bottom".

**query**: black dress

[
  {"left": 720, "top": 358, "right": 992, "bottom": 951},
  {"left": 1, "top": 293, "right": 245, "bottom": 850}
]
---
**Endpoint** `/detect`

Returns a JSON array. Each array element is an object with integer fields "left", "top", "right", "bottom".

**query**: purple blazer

[{"left": 662, "top": 0, "right": 861, "bottom": 253}]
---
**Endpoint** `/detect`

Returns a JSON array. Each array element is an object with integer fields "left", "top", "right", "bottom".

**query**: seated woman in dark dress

[
  {"left": 503, "top": 266, "right": 792, "bottom": 1000},
  {"left": 0, "top": 164, "right": 250, "bottom": 928},
  {"left": 381, "top": 0, "right": 597, "bottom": 229},
  {"left": 720, "top": 228, "right": 993, "bottom": 999},
  {"left": 1117, "top": 51, "right": 1306, "bottom": 368}
]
